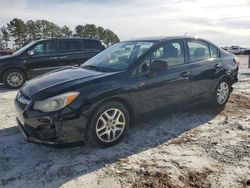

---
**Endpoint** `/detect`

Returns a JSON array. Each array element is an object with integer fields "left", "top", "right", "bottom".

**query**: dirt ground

[{"left": 0, "top": 56, "right": 249, "bottom": 188}]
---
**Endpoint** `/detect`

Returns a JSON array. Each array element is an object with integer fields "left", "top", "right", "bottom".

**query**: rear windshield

[{"left": 83, "top": 39, "right": 104, "bottom": 50}]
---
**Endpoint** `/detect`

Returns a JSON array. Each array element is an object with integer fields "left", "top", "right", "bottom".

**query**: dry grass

[
  {"left": 220, "top": 93, "right": 250, "bottom": 115},
  {"left": 132, "top": 158, "right": 214, "bottom": 188},
  {"left": 132, "top": 167, "right": 213, "bottom": 188}
]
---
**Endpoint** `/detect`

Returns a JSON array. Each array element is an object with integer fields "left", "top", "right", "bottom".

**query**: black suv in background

[{"left": 0, "top": 38, "right": 105, "bottom": 88}]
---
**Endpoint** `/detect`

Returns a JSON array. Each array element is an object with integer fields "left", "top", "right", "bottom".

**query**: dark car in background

[
  {"left": 0, "top": 38, "right": 105, "bottom": 88},
  {"left": 0, "top": 50, "right": 13, "bottom": 56},
  {"left": 229, "top": 46, "right": 245, "bottom": 54},
  {"left": 242, "top": 48, "right": 250, "bottom": 55},
  {"left": 15, "top": 36, "right": 239, "bottom": 147}
]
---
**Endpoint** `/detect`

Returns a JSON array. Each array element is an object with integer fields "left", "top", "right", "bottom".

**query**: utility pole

[{"left": 248, "top": 55, "right": 250, "bottom": 68}]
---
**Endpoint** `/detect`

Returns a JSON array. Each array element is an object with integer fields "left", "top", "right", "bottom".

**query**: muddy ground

[{"left": 0, "top": 56, "right": 249, "bottom": 188}]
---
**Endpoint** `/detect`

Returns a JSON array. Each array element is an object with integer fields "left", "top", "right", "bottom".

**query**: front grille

[{"left": 16, "top": 91, "right": 31, "bottom": 110}]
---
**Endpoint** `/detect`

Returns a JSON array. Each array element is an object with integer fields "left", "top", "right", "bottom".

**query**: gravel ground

[{"left": 0, "top": 56, "right": 249, "bottom": 188}]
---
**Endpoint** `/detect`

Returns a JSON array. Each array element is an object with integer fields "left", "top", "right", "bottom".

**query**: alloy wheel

[
  {"left": 216, "top": 81, "right": 229, "bottom": 104},
  {"left": 96, "top": 108, "right": 126, "bottom": 143},
  {"left": 6, "top": 72, "right": 24, "bottom": 87}
]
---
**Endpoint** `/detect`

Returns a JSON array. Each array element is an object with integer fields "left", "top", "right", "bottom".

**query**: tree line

[{"left": 0, "top": 18, "right": 120, "bottom": 50}]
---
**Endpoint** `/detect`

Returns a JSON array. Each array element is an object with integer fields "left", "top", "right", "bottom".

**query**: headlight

[{"left": 33, "top": 92, "right": 80, "bottom": 112}]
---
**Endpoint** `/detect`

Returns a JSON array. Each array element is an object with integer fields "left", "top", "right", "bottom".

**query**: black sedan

[{"left": 14, "top": 36, "right": 239, "bottom": 147}]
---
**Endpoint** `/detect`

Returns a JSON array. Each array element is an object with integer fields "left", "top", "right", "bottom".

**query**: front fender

[{"left": 82, "top": 93, "right": 135, "bottom": 117}]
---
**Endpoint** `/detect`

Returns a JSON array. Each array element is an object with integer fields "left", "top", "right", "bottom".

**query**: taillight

[{"left": 233, "top": 56, "right": 240, "bottom": 66}]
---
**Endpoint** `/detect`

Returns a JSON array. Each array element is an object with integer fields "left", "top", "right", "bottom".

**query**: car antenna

[{"left": 184, "top": 32, "right": 188, "bottom": 37}]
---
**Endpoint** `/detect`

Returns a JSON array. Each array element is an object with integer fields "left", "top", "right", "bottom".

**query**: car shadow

[
  {"left": 241, "top": 72, "right": 250, "bottom": 77},
  {"left": 0, "top": 105, "right": 220, "bottom": 187},
  {"left": 0, "top": 84, "right": 18, "bottom": 94}
]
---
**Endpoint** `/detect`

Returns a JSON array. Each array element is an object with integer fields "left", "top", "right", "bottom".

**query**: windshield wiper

[
  {"left": 83, "top": 65, "right": 118, "bottom": 72},
  {"left": 82, "top": 65, "right": 100, "bottom": 71}
]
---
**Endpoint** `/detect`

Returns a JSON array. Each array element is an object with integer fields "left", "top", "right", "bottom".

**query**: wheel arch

[
  {"left": 85, "top": 96, "right": 136, "bottom": 131},
  {"left": 210, "top": 75, "right": 232, "bottom": 106},
  {"left": 209, "top": 75, "right": 233, "bottom": 101},
  {"left": 1, "top": 67, "right": 28, "bottom": 83},
  {"left": 214, "top": 75, "right": 232, "bottom": 90},
  {"left": 223, "top": 74, "right": 232, "bottom": 84}
]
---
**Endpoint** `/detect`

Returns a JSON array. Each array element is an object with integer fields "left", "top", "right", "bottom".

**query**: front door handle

[
  {"left": 59, "top": 56, "right": 67, "bottom": 59},
  {"left": 138, "top": 81, "right": 145, "bottom": 87},
  {"left": 49, "top": 57, "right": 58, "bottom": 60},
  {"left": 180, "top": 71, "right": 191, "bottom": 77}
]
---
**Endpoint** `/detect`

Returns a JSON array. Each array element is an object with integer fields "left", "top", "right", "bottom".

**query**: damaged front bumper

[
  {"left": 15, "top": 93, "right": 89, "bottom": 146},
  {"left": 16, "top": 113, "right": 89, "bottom": 145},
  {"left": 17, "top": 118, "right": 58, "bottom": 145}
]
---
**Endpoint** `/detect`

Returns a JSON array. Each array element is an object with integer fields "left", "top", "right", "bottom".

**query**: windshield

[
  {"left": 13, "top": 41, "right": 36, "bottom": 56},
  {"left": 82, "top": 41, "right": 155, "bottom": 72}
]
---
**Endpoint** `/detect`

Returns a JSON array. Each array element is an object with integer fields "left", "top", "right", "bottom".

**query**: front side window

[
  {"left": 82, "top": 41, "right": 154, "bottom": 72},
  {"left": 13, "top": 41, "right": 36, "bottom": 56},
  {"left": 152, "top": 40, "right": 185, "bottom": 67},
  {"left": 138, "top": 40, "right": 185, "bottom": 74},
  {"left": 188, "top": 40, "right": 210, "bottom": 62},
  {"left": 59, "top": 40, "right": 82, "bottom": 52},
  {"left": 30, "top": 41, "right": 57, "bottom": 55}
]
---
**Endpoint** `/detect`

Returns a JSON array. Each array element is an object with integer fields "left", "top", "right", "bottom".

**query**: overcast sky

[{"left": 1, "top": 0, "right": 250, "bottom": 46}]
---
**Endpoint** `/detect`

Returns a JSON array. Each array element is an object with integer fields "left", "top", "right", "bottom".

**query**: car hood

[
  {"left": 0, "top": 54, "right": 16, "bottom": 62},
  {"left": 21, "top": 67, "right": 108, "bottom": 97}
]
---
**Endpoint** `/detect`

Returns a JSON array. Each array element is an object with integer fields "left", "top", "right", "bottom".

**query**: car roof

[
  {"left": 125, "top": 36, "right": 206, "bottom": 42},
  {"left": 125, "top": 36, "right": 222, "bottom": 50},
  {"left": 36, "top": 37, "right": 101, "bottom": 42}
]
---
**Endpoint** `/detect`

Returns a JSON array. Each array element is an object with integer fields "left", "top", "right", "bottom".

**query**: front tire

[
  {"left": 3, "top": 69, "right": 26, "bottom": 89},
  {"left": 211, "top": 79, "right": 231, "bottom": 107},
  {"left": 88, "top": 101, "right": 129, "bottom": 147}
]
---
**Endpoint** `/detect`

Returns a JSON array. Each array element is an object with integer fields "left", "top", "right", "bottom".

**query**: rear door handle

[
  {"left": 59, "top": 56, "right": 67, "bottom": 59},
  {"left": 180, "top": 71, "right": 191, "bottom": 77},
  {"left": 49, "top": 57, "right": 58, "bottom": 60},
  {"left": 214, "top": 63, "right": 222, "bottom": 69}
]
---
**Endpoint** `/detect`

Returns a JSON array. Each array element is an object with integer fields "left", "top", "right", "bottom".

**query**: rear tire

[
  {"left": 2, "top": 69, "right": 26, "bottom": 89},
  {"left": 87, "top": 101, "right": 130, "bottom": 147},
  {"left": 211, "top": 78, "right": 231, "bottom": 107}
]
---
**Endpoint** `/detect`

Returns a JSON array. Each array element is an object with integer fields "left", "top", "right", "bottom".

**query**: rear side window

[
  {"left": 209, "top": 44, "right": 220, "bottom": 58},
  {"left": 188, "top": 40, "right": 210, "bottom": 62},
  {"left": 84, "top": 40, "right": 104, "bottom": 50},
  {"left": 58, "top": 40, "right": 82, "bottom": 52}
]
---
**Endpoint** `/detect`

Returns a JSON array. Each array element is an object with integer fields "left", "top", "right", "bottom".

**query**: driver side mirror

[
  {"left": 151, "top": 59, "right": 168, "bottom": 71},
  {"left": 27, "top": 50, "right": 34, "bottom": 56}
]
